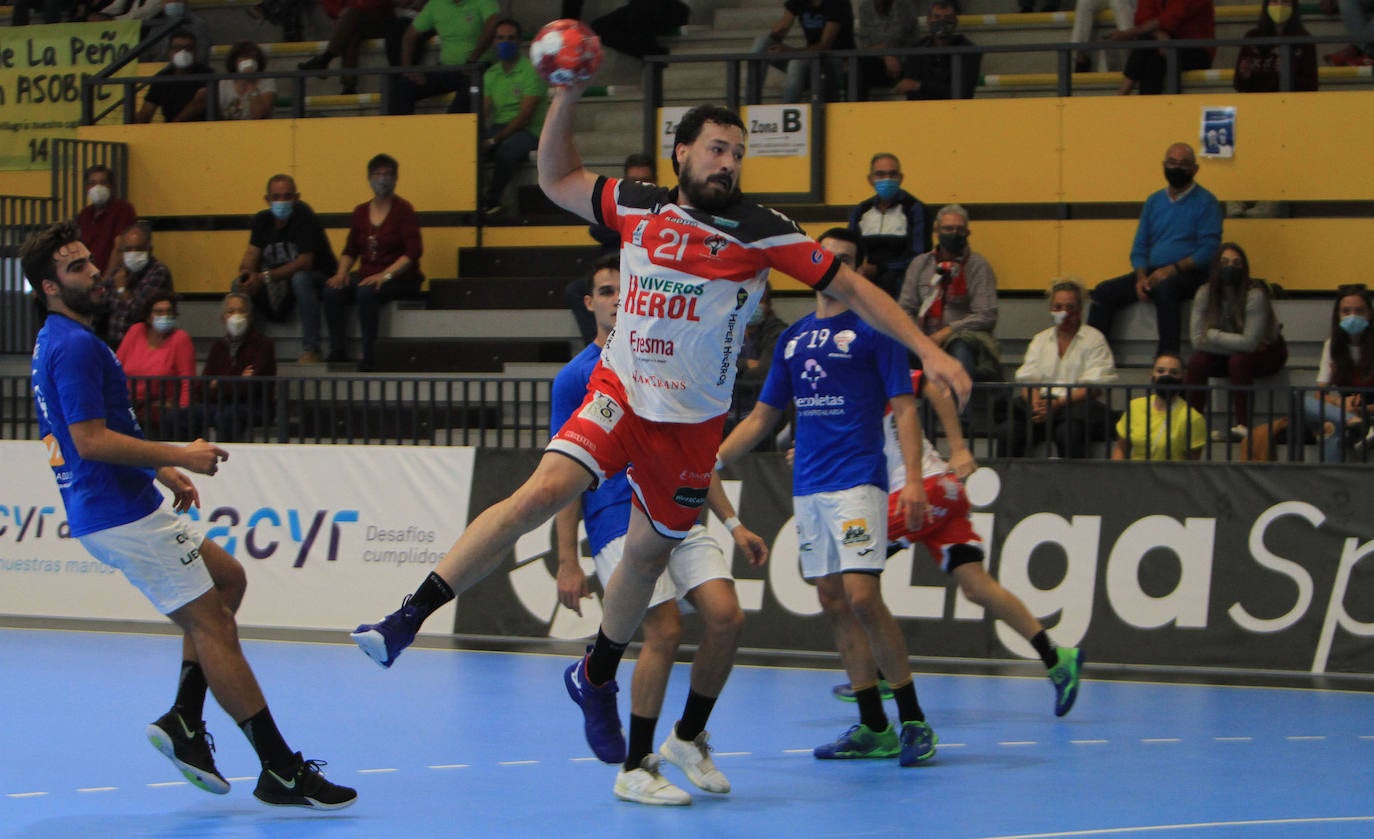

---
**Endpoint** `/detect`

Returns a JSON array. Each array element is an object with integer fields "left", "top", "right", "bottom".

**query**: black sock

[
  {"left": 854, "top": 684, "right": 889, "bottom": 732},
  {"left": 174, "top": 660, "right": 208, "bottom": 723},
  {"left": 586, "top": 629, "right": 628, "bottom": 686},
  {"left": 409, "top": 572, "right": 455, "bottom": 623},
  {"left": 891, "top": 680, "right": 925, "bottom": 724},
  {"left": 675, "top": 690, "right": 717, "bottom": 742},
  {"left": 624, "top": 714, "right": 657, "bottom": 772},
  {"left": 238, "top": 707, "right": 296, "bottom": 774},
  {"left": 1031, "top": 630, "right": 1058, "bottom": 668}
]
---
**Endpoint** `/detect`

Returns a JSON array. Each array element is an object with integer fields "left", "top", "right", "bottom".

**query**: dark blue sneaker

[
  {"left": 564, "top": 649, "right": 626, "bottom": 764},
  {"left": 813, "top": 723, "right": 899, "bottom": 759},
  {"left": 351, "top": 595, "right": 421, "bottom": 669},
  {"left": 1049, "top": 647, "right": 1084, "bottom": 717},
  {"left": 898, "top": 720, "right": 938, "bottom": 766}
]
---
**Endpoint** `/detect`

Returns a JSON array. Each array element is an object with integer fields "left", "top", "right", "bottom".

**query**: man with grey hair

[{"left": 897, "top": 203, "right": 1001, "bottom": 381}]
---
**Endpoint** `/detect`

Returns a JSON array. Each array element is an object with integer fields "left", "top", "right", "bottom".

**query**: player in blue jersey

[
  {"left": 717, "top": 228, "right": 938, "bottom": 768},
  {"left": 21, "top": 221, "right": 356, "bottom": 810},
  {"left": 552, "top": 254, "right": 769, "bottom": 805}
]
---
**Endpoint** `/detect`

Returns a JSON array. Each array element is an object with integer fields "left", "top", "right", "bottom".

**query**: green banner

[{"left": 0, "top": 21, "right": 141, "bottom": 171}]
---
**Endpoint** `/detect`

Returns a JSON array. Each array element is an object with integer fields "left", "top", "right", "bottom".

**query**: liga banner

[
  {"left": 0, "top": 441, "right": 475, "bottom": 632},
  {"left": 0, "top": 21, "right": 141, "bottom": 171}
]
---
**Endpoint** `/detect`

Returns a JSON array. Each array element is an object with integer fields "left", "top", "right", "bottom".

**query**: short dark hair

[
  {"left": 817, "top": 226, "right": 865, "bottom": 267},
  {"left": 586, "top": 252, "right": 620, "bottom": 296},
  {"left": 367, "top": 153, "right": 399, "bottom": 175},
  {"left": 624, "top": 153, "right": 655, "bottom": 174},
  {"left": 265, "top": 173, "right": 296, "bottom": 194},
  {"left": 493, "top": 17, "right": 521, "bottom": 35},
  {"left": 20, "top": 221, "right": 81, "bottom": 296},
  {"left": 145, "top": 290, "right": 179, "bottom": 318},
  {"left": 671, "top": 105, "right": 746, "bottom": 175},
  {"left": 226, "top": 40, "right": 266, "bottom": 73},
  {"left": 83, "top": 164, "right": 112, "bottom": 186},
  {"left": 170, "top": 30, "right": 197, "bottom": 47}
]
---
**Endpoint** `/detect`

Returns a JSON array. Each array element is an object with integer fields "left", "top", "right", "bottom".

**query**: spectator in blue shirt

[
  {"left": 847, "top": 152, "right": 928, "bottom": 299},
  {"left": 1087, "top": 142, "right": 1222, "bottom": 356}
]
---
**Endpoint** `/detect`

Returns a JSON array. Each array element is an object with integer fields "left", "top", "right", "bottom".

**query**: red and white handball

[{"left": 530, "top": 19, "right": 604, "bottom": 86}]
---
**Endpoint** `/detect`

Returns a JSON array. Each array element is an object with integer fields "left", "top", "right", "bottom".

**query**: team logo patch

[
  {"left": 631, "top": 219, "right": 649, "bottom": 247},
  {"left": 833, "top": 330, "right": 856, "bottom": 353},
  {"left": 841, "top": 518, "right": 872, "bottom": 546},
  {"left": 784, "top": 336, "right": 799, "bottom": 360},
  {"left": 811, "top": 249, "right": 824, "bottom": 264},
  {"left": 41, "top": 433, "right": 64, "bottom": 467},
  {"left": 800, "top": 359, "right": 827, "bottom": 390},
  {"left": 705, "top": 234, "right": 729, "bottom": 256},
  {"left": 672, "top": 486, "right": 709, "bottom": 508},
  {"left": 578, "top": 391, "right": 623, "bottom": 431},
  {"left": 734, "top": 288, "right": 749, "bottom": 310}
]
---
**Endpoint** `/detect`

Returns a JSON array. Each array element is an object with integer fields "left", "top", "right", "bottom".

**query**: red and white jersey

[
  {"left": 594, "top": 176, "right": 840, "bottom": 422},
  {"left": 883, "top": 370, "right": 948, "bottom": 490}
]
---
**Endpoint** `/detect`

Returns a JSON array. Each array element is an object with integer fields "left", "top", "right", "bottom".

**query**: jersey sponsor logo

[
  {"left": 630, "top": 370, "right": 688, "bottom": 391},
  {"left": 679, "top": 469, "right": 712, "bottom": 482},
  {"left": 622, "top": 273, "right": 704, "bottom": 321},
  {"left": 800, "top": 359, "right": 827, "bottom": 390},
  {"left": 705, "top": 234, "right": 729, "bottom": 256},
  {"left": 841, "top": 518, "right": 872, "bottom": 546},
  {"left": 784, "top": 336, "right": 799, "bottom": 360},
  {"left": 628, "top": 330, "right": 675, "bottom": 357},
  {"left": 794, "top": 393, "right": 845, "bottom": 408},
  {"left": 578, "top": 392, "right": 624, "bottom": 431},
  {"left": 632, "top": 219, "right": 649, "bottom": 247},
  {"left": 672, "top": 485, "right": 709, "bottom": 508},
  {"left": 833, "top": 330, "right": 856, "bottom": 353},
  {"left": 41, "top": 434, "right": 64, "bottom": 467},
  {"left": 811, "top": 248, "right": 824, "bottom": 264},
  {"left": 734, "top": 287, "right": 748, "bottom": 309},
  {"left": 716, "top": 310, "right": 741, "bottom": 386}
]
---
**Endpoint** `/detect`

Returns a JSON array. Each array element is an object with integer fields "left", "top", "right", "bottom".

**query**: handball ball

[{"left": 530, "top": 19, "right": 604, "bottom": 86}]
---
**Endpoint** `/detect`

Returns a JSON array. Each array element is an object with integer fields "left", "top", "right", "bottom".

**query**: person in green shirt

[
  {"left": 387, "top": 0, "right": 500, "bottom": 115},
  {"left": 480, "top": 18, "right": 549, "bottom": 216}
]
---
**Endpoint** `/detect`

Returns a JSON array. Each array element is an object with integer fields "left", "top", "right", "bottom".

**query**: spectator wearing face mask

[
  {"left": 218, "top": 41, "right": 277, "bottom": 120},
  {"left": 996, "top": 278, "right": 1118, "bottom": 458},
  {"left": 894, "top": 1, "right": 980, "bottom": 101},
  {"left": 847, "top": 152, "right": 927, "bottom": 300},
  {"left": 101, "top": 222, "right": 174, "bottom": 349},
  {"left": 135, "top": 30, "right": 213, "bottom": 123},
  {"left": 897, "top": 204, "right": 1001, "bottom": 382},
  {"left": 116, "top": 291, "right": 197, "bottom": 439},
  {"left": 75, "top": 164, "right": 137, "bottom": 279},
  {"left": 1234, "top": 0, "right": 1318, "bottom": 92},
  {"left": 479, "top": 19, "right": 548, "bottom": 217},
  {"left": 1113, "top": 352, "right": 1207, "bottom": 460},
  {"left": 323, "top": 154, "right": 423, "bottom": 370},
  {"left": 1182, "top": 243, "right": 1286, "bottom": 443},
  {"left": 201, "top": 291, "right": 278, "bottom": 442},
  {"left": 1299, "top": 284, "right": 1374, "bottom": 462}
]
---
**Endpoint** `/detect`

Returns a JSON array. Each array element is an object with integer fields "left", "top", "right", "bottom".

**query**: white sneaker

[
  {"left": 1210, "top": 424, "right": 1247, "bottom": 443},
  {"left": 614, "top": 755, "right": 692, "bottom": 806},
  {"left": 658, "top": 729, "right": 731, "bottom": 794}
]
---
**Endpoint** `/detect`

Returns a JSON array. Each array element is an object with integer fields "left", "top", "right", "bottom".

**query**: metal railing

[
  {"left": 0, "top": 195, "right": 56, "bottom": 355},
  {"left": 3, "top": 373, "right": 1371, "bottom": 463}
]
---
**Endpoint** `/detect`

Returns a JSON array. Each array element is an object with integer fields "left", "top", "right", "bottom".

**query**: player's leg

[
  {"left": 170, "top": 535, "right": 246, "bottom": 745},
  {"left": 353, "top": 451, "right": 594, "bottom": 667},
  {"left": 615, "top": 600, "right": 691, "bottom": 806}
]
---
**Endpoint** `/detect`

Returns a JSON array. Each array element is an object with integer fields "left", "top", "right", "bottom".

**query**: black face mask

[
  {"left": 1163, "top": 167, "right": 1193, "bottom": 189},
  {"left": 1219, "top": 266, "right": 1244, "bottom": 287},
  {"left": 937, "top": 232, "right": 967, "bottom": 254},
  {"left": 1153, "top": 374, "right": 1183, "bottom": 399}
]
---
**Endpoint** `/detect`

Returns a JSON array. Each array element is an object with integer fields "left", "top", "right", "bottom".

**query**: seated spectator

[
  {"left": 1112, "top": 352, "right": 1207, "bottom": 460},
  {"left": 855, "top": 0, "right": 919, "bottom": 99},
  {"left": 298, "top": 0, "right": 397, "bottom": 95},
  {"left": 572, "top": 154, "right": 654, "bottom": 344},
  {"left": 1299, "top": 285, "right": 1374, "bottom": 462},
  {"left": 894, "top": 2, "right": 980, "bottom": 101},
  {"left": 1088, "top": 143, "right": 1222, "bottom": 357},
  {"left": 201, "top": 291, "right": 278, "bottom": 442},
  {"left": 1070, "top": 0, "right": 1137, "bottom": 73},
  {"left": 101, "top": 222, "right": 174, "bottom": 349},
  {"left": 232, "top": 174, "right": 337, "bottom": 364},
  {"left": 1112, "top": 0, "right": 1214, "bottom": 95},
  {"left": 480, "top": 19, "right": 548, "bottom": 217},
  {"left": 996, "top": 278, "right": 1118, "bottom": 458},
  {"left": 1183, "top": 243, "right": 1287, "bottom": 443},
  {"left": 386, "top": 0, "right": 499, "bottom": 115},
  {"left": 323, "top": 154, "right": 423, "bottom": 370},
  {"left": 76, "top": 164, "right": 136, "bottom": 278},
  {"left": 219, "top": 41, "right": 276, "bottom": 120},
  {"left": 748, "top": 0, "right": 856, "bottom": 103},
  {"left": 116, "top": 292, "right": 196, "bottom": 440},
  {"left": 1322, "top": 0, "right": 1374, "bottom": 66},
  {"left": 1234, "top": 0, "right": 1318, "bottom": 91},
  {"left": 135, "top": 30, "right": 212, "bottom": 123},
  {"left": 897, "top": 203, "right": 1000, "bottom": 381},
  {"left": 847, "top": 152, "right": 927, "bottom": 298},
  {"left": 738, "top": 281, "right": 790, "bottom": 385}
]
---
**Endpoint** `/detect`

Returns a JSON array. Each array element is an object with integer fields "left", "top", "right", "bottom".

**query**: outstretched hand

[
  {"left": 181, "top": 439, "right": 229, "bottom": 476},
  {"left": 732, "top": 525, "right": 769, "bottom": 567}
]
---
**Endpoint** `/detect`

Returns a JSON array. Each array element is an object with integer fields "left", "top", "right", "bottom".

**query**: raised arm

[{"left": 536, "top": 83, "right": 602, "bottom": 223}]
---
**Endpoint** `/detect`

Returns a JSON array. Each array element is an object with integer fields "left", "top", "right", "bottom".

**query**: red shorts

[
  {"left": 888, "top": 473, "right": 982, "bottom": 572},
  {"left": 547, "top": 363, "right": 724, "bottom": 539}
]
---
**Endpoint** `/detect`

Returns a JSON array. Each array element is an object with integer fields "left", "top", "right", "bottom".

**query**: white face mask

[
  {"left": 164, "top": 1, "right": 185, "bottom": 16},
  {"left": 1051, "top": 310, "right": 1069, "bottom": 326},
  {"left": 123, "top": 251, "right": 149, "bottom": 273},
  {"left": 225, "top": 313, "right": 249, "bottom": 338},
  {"left": 171, "top": 49, "right": 193, "bottom": 69},
  {"left": 152, "top": 315, "right": 177, "bottom": 334},
  {"left": 87, "top": 184, "right": 111, "bottom": 207},
  {"left": 237, "top": 58, "right": 258, "bottom": 73}
]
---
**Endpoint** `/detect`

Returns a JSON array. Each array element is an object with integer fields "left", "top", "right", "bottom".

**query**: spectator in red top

[
  {"left": 1234, "top": 0, "right": 1319, "bottom": 91},
  {"left": 75, "top": 164, "right": 137, "bottom": 277},
  {"left": 298, "top": 0, "right": 398, "bottom": 94},
  {"left": 201, "top": 291, "right": 278, "bottom": 442},
  {"left": 1112, "top": 0, "right": 1214, "bottom": 94},
  {"left": 116, "top": 291, "right": 197, "bottom": 440},
  {"left": 323, "top": 153, "right": 423, "bottom": 370}
]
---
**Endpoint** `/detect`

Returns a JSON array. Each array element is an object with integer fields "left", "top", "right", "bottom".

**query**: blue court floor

[{"left": 1, "top": 625, "right": 1371, "bottom": 839}]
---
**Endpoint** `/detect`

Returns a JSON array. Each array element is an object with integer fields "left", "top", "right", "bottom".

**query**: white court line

[
  {"left": 358, "top": 768, "right": 398, "bottom": 774},
  {"left": 7, "top": 792, "right": 48, "bottom": 798},
  {"left": 568, "top": 757, "right": 601, "bottom": 763},
  {"left": 498, "top": 760, "right": 539, "bottom": 766},
  {"left": 428, "top": 764, "right": 470, "bottom": 770},
  {"left": 782, "top": 748, "right": 812, "bottom": 754},
  {"left": 1287, "top": 736, "right": 1325, "bottom": 741},
  {"left": 1071, "top": 740, "right": 1109, "bottom": 745},
  {"left": 999, "top": 741, "right": 1037, "bottom": 746},
  {"left": 227, "top": 776, "right": 256, "bottom": 782},
  {"left": 146, "top": 781, "right": 187, "bottom": 788},
  {"left": 939, "top": 743, "right": 967, "bottom": 748},
  {"left": 713, "top": 751, "right": 751, "bottom": 757},
  {"left": 1140, "top": 738, "right": 1180, "bottom": 744},
  {"left": 76, "top": 787, "right": 117, "bottom": 793},
  {"left": 979, "top": 814, "right": 1374, "bottom": 838},
  {"left": 1215, "top": 737, "right": 1252, "bottom": 742}
]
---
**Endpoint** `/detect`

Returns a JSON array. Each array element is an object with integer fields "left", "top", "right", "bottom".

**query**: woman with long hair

[{"left": 1302, "top": 284, "right": 1374, "bottom": 461}]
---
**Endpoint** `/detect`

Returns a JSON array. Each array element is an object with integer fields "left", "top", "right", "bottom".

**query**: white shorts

[
  {"left": 79, "top": 507, "right": 213, "bottom": 615},
  {"left": 794, "top": 484, "right": 889, "bottom": 580},
  {"left": 594, "top": 523, "right": 731, "bottom": 612}
]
